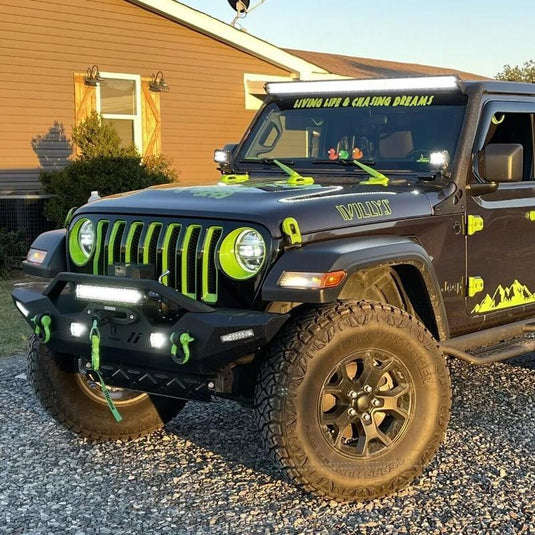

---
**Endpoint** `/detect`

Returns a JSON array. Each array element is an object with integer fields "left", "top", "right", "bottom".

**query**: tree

[{"left": 496, "top": 60, "right": 535, "bottom": 83}]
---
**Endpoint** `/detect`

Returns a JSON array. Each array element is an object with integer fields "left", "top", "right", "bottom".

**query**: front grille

[{"left": 87, "top": 219, "right": 224, "bottom": 304}]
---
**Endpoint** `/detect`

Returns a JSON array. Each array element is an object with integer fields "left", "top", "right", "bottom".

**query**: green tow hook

[
  {"left": 88, "top": 319, "right": 122, "bottom": 423},
  {"left": 170, "top": 332, "right": 194, "bottom": 365},
  {"left": 32, "top": 314, "right": 52, "bottom": 344}
]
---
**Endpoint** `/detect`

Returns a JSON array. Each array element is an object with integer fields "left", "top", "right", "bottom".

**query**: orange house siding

[{"left": 0, "top": 0, "right": 289, "bottom": 190}]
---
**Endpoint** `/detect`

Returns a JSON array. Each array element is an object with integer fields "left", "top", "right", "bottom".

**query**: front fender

[
  {"left": 23, "top": 229, "right": 66, "bottom": 278},
  {"left": 262, "top": 235, "right": 448, "bottom": 338}
]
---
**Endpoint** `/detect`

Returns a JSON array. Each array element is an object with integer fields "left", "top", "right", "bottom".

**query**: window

[
  {"left": 479, "top": 111, "right": 534, "bottom": 180},
  {"left": 96, "top": 73, "right": 142, "bottom": 153}
]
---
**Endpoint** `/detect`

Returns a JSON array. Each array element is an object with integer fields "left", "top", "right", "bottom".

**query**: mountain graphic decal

[{"left": 471, "top": 280, "right": 535, "bottom": 314}]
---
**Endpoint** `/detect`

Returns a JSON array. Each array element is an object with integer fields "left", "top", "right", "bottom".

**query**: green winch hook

[
  {"left": 32, "top": 314, "right": 52, "bottom": 344},
  {"left": 170, "top": 332, "right": 194, "bottom": 365},
  {"left": 88, "top": 318, "right": 122, "bottom": 423}
]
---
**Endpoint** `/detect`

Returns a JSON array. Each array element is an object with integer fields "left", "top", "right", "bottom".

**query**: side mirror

[{"left": 480, "top": 143, "right": 523, "bottom": 182}]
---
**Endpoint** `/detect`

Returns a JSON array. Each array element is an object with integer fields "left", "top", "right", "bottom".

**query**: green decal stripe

[
  {"left": 181, "top": 225, "right": 201, "bottom": 299},
  {"left": 201, "top": 227, "right": 223, "bottom": 303},
  {"left": 124, "top": 222, "right": 144, "bottom": 264},
  {"left": 142, "top": 222, "right": 162, "bottom": 265},
  {"left": 93, "top": 220, "right": 109, "bottom": 274},
  {"left": 107, "top": 221, "right": 126, "bottom": 266},
  {"left": 161, "top": 224, "right": 182, "bottom": 286}
]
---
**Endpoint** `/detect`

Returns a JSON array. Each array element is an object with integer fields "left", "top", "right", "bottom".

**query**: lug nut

[
  {"left": 372, "top": 399, "right": 381, "bottom": 407},
  {"left": 348, "top": 408, "right": 358, "bottom": 417},
  {"left": 349, "top": 390, "right": 358, "bottom": 399},
  {"left": 207, "top": 381, "right": 215, "bottom": 390},
  {"left": 364, "top": 385, "right": 373, "bottom": 393},
  {"left": 362, "top": 413, "right": 371, "bottom": 423}
]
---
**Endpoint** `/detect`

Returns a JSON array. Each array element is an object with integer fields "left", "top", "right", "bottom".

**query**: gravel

[{"left": 0, "top": 352, "right": 534, "bottom": 534}]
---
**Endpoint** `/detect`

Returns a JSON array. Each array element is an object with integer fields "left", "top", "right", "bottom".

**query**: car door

[{"left": 466, "top": 100, "right": 535, "bottom": 322}]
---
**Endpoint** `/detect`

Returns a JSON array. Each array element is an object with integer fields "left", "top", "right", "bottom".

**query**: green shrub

[
  {"left": 40, "top": 113, "right": 178, "bottom": 227},
  {"left": 40, "top": 157, "right": 172, "bottom": 227},
  {"left": 72, "top": 111, "right": 138, "bottom": 159},
  {"left": 0, "top": 228, "right": 27, "bottom": 279}
]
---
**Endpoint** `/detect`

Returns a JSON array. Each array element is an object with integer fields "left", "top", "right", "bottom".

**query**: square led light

[
  {"left": 70, "top": 322, "right": 87, "bottom": 338},
  {"left": 150, "top": 333, "right": 167, "bottom": 349}
]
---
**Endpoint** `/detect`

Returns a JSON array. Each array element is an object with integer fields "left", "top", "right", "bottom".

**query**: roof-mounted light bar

[{"left": 266, "top": 76, "right": 460, "bottom": 96}]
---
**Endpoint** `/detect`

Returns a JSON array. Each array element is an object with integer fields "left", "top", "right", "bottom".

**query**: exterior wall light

[
  {"left": 84, "top": 65, "right": 103, "bottom": 87},
  {"left": 149, "top": 71, "right": 169, "bottom": 92}
]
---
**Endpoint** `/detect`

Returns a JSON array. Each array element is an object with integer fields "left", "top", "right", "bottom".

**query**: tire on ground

[
  {"left": 27, "top": 334, "right": 186, "bottom": 440},
  {"left": 255, "top": 300, "right": 451, "bottom": 501}
]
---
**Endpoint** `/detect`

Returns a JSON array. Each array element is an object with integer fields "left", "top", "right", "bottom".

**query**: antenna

[{"left": 227, "top": 0, "right": 266, "bottom": 28}]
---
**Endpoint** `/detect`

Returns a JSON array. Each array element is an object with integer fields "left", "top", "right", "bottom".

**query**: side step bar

[{"left": 440, "top": 318, "right": 535, "bottom": 365}]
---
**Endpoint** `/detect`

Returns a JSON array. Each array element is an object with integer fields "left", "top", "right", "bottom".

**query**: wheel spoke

[
  {"left": 362, "top": 418, "right": 392, "bottom": 453},
  {"left": 376, "top": 385, "right": 410, "bottom": 420},
  {"left": 324, "top": 361, "right": 358, "bottom": 398},
  {"left": 360, "top": 354, "right": 394, "bottom": 388}
]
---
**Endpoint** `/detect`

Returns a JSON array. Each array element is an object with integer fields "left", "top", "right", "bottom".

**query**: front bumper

[{"left": 12, "top": 273, "right": 289, "bottom": 380}]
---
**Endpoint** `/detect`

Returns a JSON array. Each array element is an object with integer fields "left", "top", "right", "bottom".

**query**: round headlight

[
  {"left": 78, "top": 219, "right": 95, "bottom": 258},
  {"left": 69, "top": 218, "right": 95, "bottom": 266},
  {"left": 235, "top": 229, "right": 265, "bottom": 272},
  {"left": 219, "top": 227, "right": 266, "bottom": 280}
]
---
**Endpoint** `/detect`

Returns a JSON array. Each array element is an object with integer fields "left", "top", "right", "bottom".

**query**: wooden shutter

[
  {"left": 73, "top": 73, "right": 96, "bottom": 124},
  {"left": 141, "top": 78, "right": 161, "bottom": 157}
]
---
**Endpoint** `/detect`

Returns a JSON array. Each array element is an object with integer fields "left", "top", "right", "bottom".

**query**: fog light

[
  {"left": 278, "top": 270, "right": 346, "bottom": 290},
  {"left": 27, "top": 248, "right": 47, "bottom": 264},
  {"left": 75, "top": 284, "right": 144, "bottom": 305},
  {"left": 70, "top": 322, "right": 87, "bottom": 338},
  {"left": 15, "top": 300, "right": 30, "bottom": 318},
  {"left": 150, "top": 332, "right": 167, "bottom": 349},
  {"left": 220, "top": 329, "right": 254, "bottom": 343}
]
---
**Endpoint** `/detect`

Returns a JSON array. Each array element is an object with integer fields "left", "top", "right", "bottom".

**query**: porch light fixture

[
  {"left": 266, "top": 76, "right": 460, "bottom": 96},
  {"left": 84, "top": 65, "right": 103, "bottom": 87},
  {"left": 149, "top": 71, "right": 169, "bottom": 92}
]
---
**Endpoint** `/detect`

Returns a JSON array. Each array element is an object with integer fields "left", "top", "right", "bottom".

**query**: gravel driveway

[{"left": 0, "top": 352, "right": 533, "bottom": 534}]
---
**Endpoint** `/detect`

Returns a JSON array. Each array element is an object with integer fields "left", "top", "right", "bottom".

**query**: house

[{"left": 0, "top": 0, "right": 486, "bottom": 237}]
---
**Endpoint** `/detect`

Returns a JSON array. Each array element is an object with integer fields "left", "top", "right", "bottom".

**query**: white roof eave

[{"left": 127, "top": 0, "right": 340, "bottom": 79}]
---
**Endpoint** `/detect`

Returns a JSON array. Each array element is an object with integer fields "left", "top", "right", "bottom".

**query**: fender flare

[{"left": 262, "top": 235, "right": 448, "bottom": 340}]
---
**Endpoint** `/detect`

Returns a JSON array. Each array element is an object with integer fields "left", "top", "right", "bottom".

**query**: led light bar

[
  {"left": 266, "top": 76, "right": 459, "bottom": 96},
  {"left": 220, "top": 329, "right": 254, "bottom": 343},
  {"left": 75, "top": 284, "right": 144, "bottom": 305},
  {"left": 278, "top": 271, "right": 346, "bottom": 290},
  {"left": 14, "top": 300, "right": 30, "bottom": 318}
]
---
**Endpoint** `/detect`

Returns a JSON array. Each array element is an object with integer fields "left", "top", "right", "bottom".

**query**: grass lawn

[{"left": 0, "top": 277, "right": 32, "bottom": 357}]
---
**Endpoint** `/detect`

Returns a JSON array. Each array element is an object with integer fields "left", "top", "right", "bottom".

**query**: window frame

[{"left": 96, "top": 72, "right": 143, "bottom": 153}]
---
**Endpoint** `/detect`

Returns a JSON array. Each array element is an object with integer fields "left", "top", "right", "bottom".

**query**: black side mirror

[{"left": 480, "top": 143, "right": 523, "bottom": 182}]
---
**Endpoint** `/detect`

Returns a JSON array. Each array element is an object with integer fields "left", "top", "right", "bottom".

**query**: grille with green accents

[{"left": 77, "top": 218, "right": 224, "bottom": 304}]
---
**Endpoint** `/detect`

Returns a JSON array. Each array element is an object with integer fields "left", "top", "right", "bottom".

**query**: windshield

[{"left": 237, "top": 92, "right": 467, "bottom": 175}]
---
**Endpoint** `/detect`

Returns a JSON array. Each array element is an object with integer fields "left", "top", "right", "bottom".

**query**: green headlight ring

[
  {"left": 219, "top": 227, "right": 265, "bottom": 280},
  {"left": 69, "top": 218, "right": 94, "bottom": 266}
]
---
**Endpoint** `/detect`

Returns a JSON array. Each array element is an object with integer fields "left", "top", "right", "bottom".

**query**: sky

[{"left": 180, "top": 0, "right": 534, "bottom": 78}]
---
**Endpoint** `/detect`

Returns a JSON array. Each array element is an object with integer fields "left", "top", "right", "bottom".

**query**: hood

[{"left": 76, "top": 181, "right": 434, "bottom": 237}]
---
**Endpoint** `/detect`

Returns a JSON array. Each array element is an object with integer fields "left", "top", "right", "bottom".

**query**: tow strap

[{"left": 88, "top": 319, "right": 123, "bottom": 423}]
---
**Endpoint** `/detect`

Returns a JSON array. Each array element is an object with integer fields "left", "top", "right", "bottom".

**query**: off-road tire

[
  {"left": 27, "top": 335, "right": 186, "bottom": 440},
  {"left": 255, "top": 300, "right": 451, "bottom": 501}
]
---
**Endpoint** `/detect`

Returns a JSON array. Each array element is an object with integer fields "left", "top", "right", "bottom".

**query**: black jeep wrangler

[{"left": 13, "top": 75, "right": 535, "bottom": 501}]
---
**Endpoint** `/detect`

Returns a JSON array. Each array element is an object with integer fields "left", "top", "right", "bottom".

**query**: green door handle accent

[
  {"left": 468, "top": 276, "right": 484, "bottom": 298},
  {"left": 467, "top": 215, "right": 484, "bottom": 235}
]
